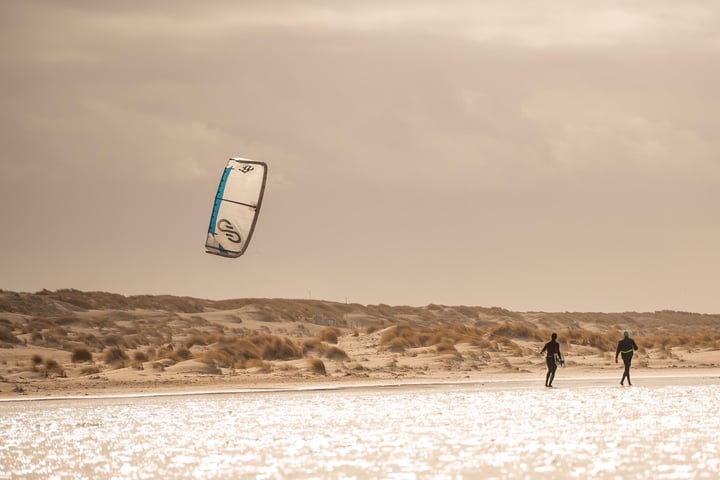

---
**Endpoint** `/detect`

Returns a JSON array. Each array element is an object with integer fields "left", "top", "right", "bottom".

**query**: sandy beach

[
  {"left": 2, "top": 291, "right": 720, "bottom": 479},
  {"left": 4, "top": 360, "right": 720, "bottom": 402},
  {"left": 2, "top": 290, "right": 720, "bottom": 400}
]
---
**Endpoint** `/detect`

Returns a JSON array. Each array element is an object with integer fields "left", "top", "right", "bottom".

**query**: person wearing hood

[
  {"left": 615, "top": 331, "right": 639, "bottom": 386},
  {"left": 540, "top": 332, "right": 563, "bottom": 387}
]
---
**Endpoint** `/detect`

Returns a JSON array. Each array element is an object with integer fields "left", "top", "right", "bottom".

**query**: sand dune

[{"left": 1, "top": 289, "right": 719, "bottom": 399}]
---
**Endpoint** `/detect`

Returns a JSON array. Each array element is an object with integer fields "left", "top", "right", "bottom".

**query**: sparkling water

[{"left": 1, "top": 379, "right": 718, "bottom": 479}]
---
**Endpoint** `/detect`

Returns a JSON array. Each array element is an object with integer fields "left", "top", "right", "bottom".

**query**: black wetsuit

[
  {"left": 616, "top": 337, "right": 639, "bottom": 385},
  {"left": 541, "top": 340, "right": 562, "bottom": 387}
]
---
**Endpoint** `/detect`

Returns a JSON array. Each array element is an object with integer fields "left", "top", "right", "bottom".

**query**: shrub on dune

[
  {"left": 183, "top": 336, "right": 201, "bottom": 349},
  {"left": 385, "top": 336, "right": 410, "bottom": 352},
  {"left": 324, "top": 346, "right": 349, "bottom": 360},
  {"left": 103, "top": 346, "right": 129, "bottom": 367},
  {"left": 319, "top": 327, "right": 341, "bottom": 344},
  {"left": 80, "top": 365, "right": 100, "bottom": 375},
  {"left": 199, "top": 349, "right": 234, "bottom": 368},
  {"left": 199, "top": 334, "right": 302, "bottom": 368},
  {"left": 43, "top": 358, "right": 64, "bottom": 377},
  {"left": 133, "top": 351, "right": 149, "bottom": 362},
  {"left": 563, "top": 329, "right": 617, "bottom": 351},
  {"left": 302, "top": 338, "right": 322, "bottom": 354},
  {"left": 71, "top": 347, "right": 93, "bottom": 363},
  {"left": 380, "top": 324, "right": 420, "bottom": 351},
  {"left": 0, "top": 326, "right": 20, "bottom": 344},
  {"left": 175, "top": 347, "right": 193, "bottom": 360},
  {"left": 308, "top": 357, "right": 326, "bottom": 375},
  {"left": 249, "top": 334, "right": 302, "bottom": 360},
  {"left": 488, "top": 322, "right": 542, "bottom": 341}
]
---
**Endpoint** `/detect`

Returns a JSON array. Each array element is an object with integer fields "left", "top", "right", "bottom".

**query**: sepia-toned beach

[
  {"left": 2, "top": 295, "right": 719, "bottom": 478},
  {"left": 2, "top": 290, "right": 719, "bottom": 400},
  {"left": 4, "top": 2, "right": 720, "bottom": 478}
]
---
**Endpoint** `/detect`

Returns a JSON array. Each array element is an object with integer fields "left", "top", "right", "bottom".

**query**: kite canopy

[{"left": 205, "top": 158, "right": 267, "bottom": 258}]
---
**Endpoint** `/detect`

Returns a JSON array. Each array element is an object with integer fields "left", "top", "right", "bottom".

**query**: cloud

[{"left": 1, "top": 1, "right": 719, "bottom": 311}]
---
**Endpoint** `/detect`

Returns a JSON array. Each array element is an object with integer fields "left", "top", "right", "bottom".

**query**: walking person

[
  {"left": 541, "top": 332, "right": 564, "bottom": 387},
  {"left": 615, "top": 331, "right": 639, "bottom": 386}
]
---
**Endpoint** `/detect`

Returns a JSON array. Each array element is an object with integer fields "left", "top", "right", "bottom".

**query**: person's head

[
  {"left": 623, "top": 331, "right": 629, "bottom": 338},
  {"left": 551, "top": 332, "right": 557, "bottom": 341}
]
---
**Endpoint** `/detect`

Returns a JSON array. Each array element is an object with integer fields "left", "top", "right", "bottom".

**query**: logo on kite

[
  {"left": 217, "top": 219, "right": 242, "bottom": 244},
  {"left": 205, "top": 157, "right": 267, "bottom": 258}
]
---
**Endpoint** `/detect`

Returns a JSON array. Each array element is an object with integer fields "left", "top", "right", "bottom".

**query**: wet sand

[{"left": 3, "top": 366, "right": 719, "bottom": 402}]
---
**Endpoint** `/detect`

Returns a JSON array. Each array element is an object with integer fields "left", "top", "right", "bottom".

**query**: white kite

[{"left": 205, "top": 158, "right": 267, "bottom": 258}]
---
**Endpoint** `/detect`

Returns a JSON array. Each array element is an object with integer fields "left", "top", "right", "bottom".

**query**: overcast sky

[{"left": 1, "top": 1, "right": 719, "bottom": 312}]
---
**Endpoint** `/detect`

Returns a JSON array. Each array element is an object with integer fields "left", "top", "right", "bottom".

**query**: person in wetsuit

[
  {"left": 615, "top": 331, "right": 639, "bottom": 386},
  {"left": 540, "top": 332, "right": 563, "bottom": 387}
]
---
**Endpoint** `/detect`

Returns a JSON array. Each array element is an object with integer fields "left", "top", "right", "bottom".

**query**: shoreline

[{"left": 3, "top": 366, "right": 719, "bottom": 403}]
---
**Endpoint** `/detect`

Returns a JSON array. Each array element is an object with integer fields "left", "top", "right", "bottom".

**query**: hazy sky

[{"left": 2, "top": 1, "right": 719, "bottom": 312}]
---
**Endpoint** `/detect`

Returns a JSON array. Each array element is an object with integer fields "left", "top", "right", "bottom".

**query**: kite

[{"left": 205, "top": 157, "right": 267, "bottom": 258}]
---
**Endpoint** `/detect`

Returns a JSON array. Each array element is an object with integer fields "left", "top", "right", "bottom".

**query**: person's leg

[
  {"left": 547, "top": 360, "right": 557, "bottom": 387},
  {"left": 545, "top": 357, "right": 552, "bottom": 386},
  {"left": 620, "top": 353, "right": 632, "bottom": 385},
  {"left": 623, "top": 353, "right": 632, "bottom": 385}
]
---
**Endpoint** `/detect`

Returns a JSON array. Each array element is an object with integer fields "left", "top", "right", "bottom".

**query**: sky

[{"left": 1, "top": 1, "right": 719, "bottom": 313}]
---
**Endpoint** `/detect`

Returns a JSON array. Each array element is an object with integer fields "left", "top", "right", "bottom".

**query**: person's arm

[
  {"left": 540, "top": 343, "right": 547, "bottom": 355},
  {"left": 633, "top": 339, "right": 638, "bottom": 351},
  {"left": 615, "top": 342, "right": 620, "bottom": 362}
]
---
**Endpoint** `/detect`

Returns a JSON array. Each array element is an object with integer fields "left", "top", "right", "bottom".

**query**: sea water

[{"left": 1, "top": 379, "right": 718, "bottom": 479}]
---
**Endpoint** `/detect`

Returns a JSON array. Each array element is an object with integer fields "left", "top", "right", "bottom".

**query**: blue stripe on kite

[{"left": 207, "top": 167, "right": 232, "bottom": 235}]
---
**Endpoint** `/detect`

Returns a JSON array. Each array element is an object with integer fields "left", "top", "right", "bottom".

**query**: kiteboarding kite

[{"left": 205, "top": 157, "right": 267, "bottom": 258}]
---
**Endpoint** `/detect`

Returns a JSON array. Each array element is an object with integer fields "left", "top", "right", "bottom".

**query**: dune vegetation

[{"left": 1, "top": 289, "right": 719, "bottom": 392}]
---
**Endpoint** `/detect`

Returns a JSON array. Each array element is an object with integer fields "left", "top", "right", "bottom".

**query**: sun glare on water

[{"left": 1, "top": 382, "right": 718, "bottom": 479}]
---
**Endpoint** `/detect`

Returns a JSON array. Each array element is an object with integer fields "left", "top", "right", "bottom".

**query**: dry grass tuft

[
  {"left": 252, "top": 334, "right": 302, "bottom": 360},
  {"left": 379, "top": 323, "right": 514, "bottom": 353},
  {"left": 488, "top": 323, "right": 543, "bottom": 341},
  {"left": 302, "top": 339, "right": 350, "bottom": 360},
  {"left": 562, "top": 329, "right": 618, "bottom": 351},
  {"left": 71, "top": 347, "right": 93, "bottom": 363},
  {"left": 103, "top": 346, "right": 129, "bottom": 366},
  {"left": 80, "top": 365, "right": 100, "bottom": 375},
  {"left": 308, "top": 357, "right": 326, "bottom": 375},
  {"left": 175, "top": 347, "right": 193, "bottom": 360},
  {"left": 133, "top": 351, "right": 149, "bottom": 362},
  {"left": 642, "top": 331, "right": 720, "bottom": 351},
  {"left": 324, "top": 346, "right": 350, "bottom": 360},
  {"left": 0, "top": 326, "right": 21, "bottom": 345},
  {"left": 380, "top": 324, "right": 421, "bottom": 352},
  {"left": 199, "top": 334, "right": 303, "bottom": 369},
  {"left": 301, "top": 338, "right": 322, "bottom": 354},
  {"left": 43, "top": 358, "right": 64, "bottom": 377},
  {"left": 319, "top": 327, "right": 341, "bottom": 344}
]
